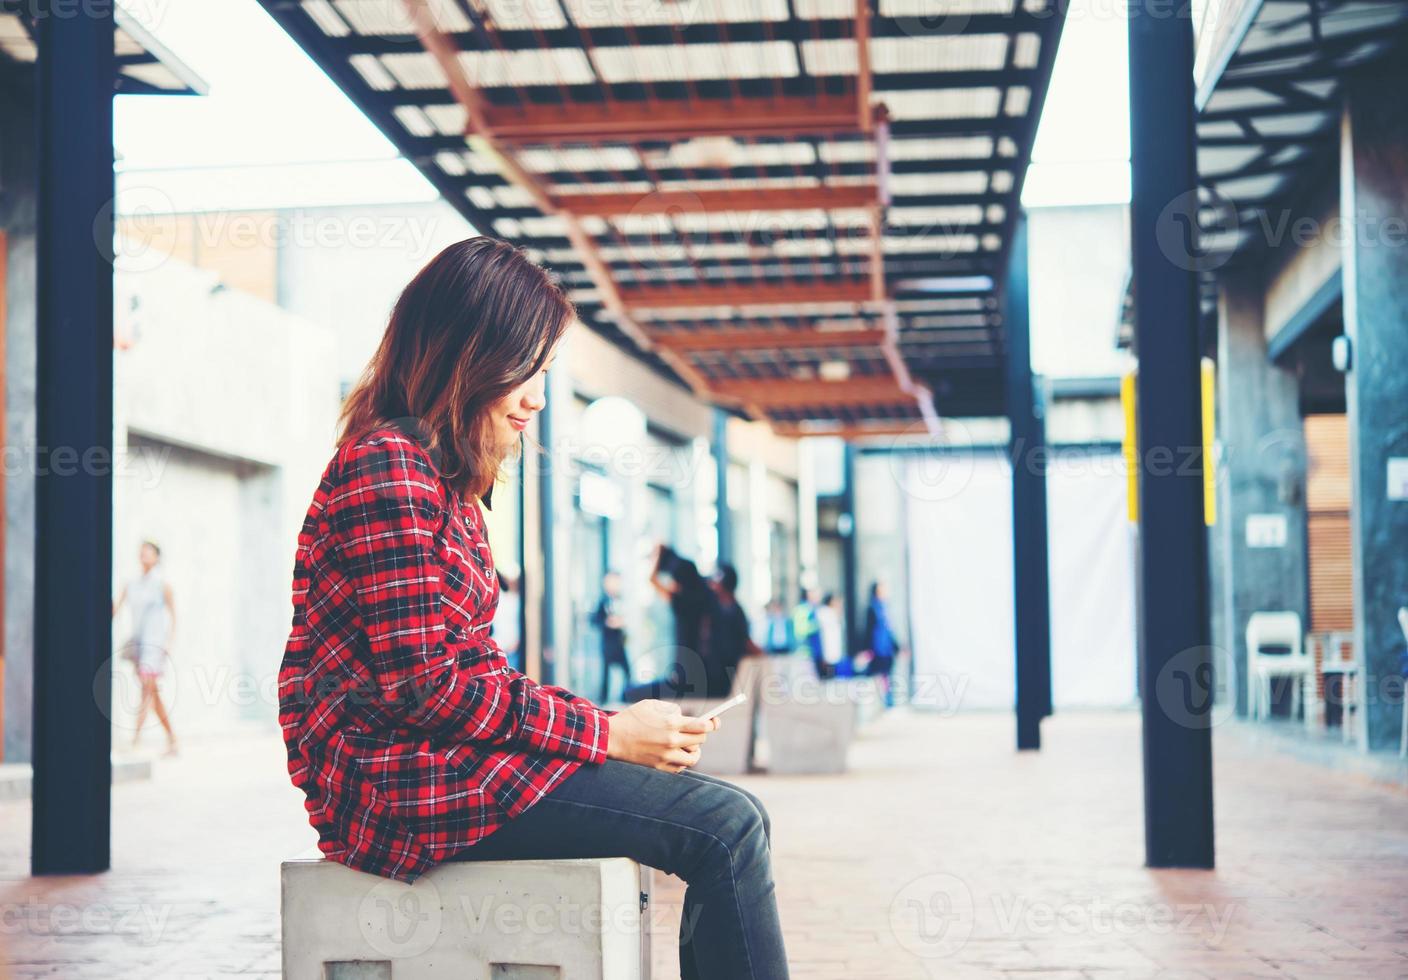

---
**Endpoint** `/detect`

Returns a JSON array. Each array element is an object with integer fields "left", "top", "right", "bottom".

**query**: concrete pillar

[
  {"left": 0, "top": 75, "right": 37, "bottom": 764},
  {"left": 1213, "top": 273, "right": 1309, "bottom": 718},
  {"left": 1340, "top": 65, "right": 1408, "bottom": 752}
]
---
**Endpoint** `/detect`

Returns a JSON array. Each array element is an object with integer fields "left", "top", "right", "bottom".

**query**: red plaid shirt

[{"left": 279, "top": 428, "right": 611, "bottom": 881}]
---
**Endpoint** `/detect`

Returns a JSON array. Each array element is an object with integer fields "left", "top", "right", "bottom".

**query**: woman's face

[{"left": 487, "top": 338, "right": 559, "bottom": 453}]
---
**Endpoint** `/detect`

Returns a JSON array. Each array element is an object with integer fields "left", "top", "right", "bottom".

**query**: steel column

[
  {"left": 31, "top": 0, "right": 115, "bottom": 875},
  {"left": 1004, "top": 212, "right": 1052, "bottom": 751},
  {"left": 1128, "top": 0, "right": 1216, "bottom": 869},
  {"left": 840, "top": 442, "right": 860, "bottom": 660}
]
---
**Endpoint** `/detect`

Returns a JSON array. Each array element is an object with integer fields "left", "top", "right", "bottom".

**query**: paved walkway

[{"left": 2, "top": 709, "right": 1406, "bottom": 978}]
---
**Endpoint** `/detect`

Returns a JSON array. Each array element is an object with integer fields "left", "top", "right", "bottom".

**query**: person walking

[
  {"left": 113, "top": 540, "right": 178, "bottom": 756},
  {"left": 624, "top": 544, "right": 716, "bottom": 702},
  {"left": 814, "top": 592, "right": 846, "bottom": 680},
  {"left": 792, "top": 586, "right": 823, "bottom": 672},
  {"left": 703, "top": 562, "right": 761, "bottom": 697},
  {"left": 758, "top": 597, "right": 795, "bottom": 655},
  {"left": 592, "top": 569, "right": 630, "bottom": 702},
  {"left": 278, "top": 239, "right": 789, "bottom": 979},
  {"left": 865, "top": 579, "right": 901, "bottom": 707}
]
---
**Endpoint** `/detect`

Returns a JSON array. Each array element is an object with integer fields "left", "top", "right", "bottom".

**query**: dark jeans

[{"left": 449, "top": 758, "right": 790, "bottom": 980}]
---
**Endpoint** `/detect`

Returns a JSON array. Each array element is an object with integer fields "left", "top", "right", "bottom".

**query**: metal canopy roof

[
  {"left": 260, "top": 0, "right": 1067, "bottom": 436},
  {"left": 1194, "top": 0, "right": 1408, "bottom": 267},
  {"left": 0, "top": 1, "right": 207, "bottom": 95}
]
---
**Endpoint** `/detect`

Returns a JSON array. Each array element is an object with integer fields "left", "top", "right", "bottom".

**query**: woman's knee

[{"left": 695, "top": 790, "right": 769, "bottom": 882}]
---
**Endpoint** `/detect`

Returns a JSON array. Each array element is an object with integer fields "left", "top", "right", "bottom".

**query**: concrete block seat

[
  {"left": 668, "top": 654, "right": 865, "bottom": 775},
  {"left": 750, "top": 655, "right": 857, "bottom": 775},
  {"left": 282, "top": 854, "right": 652, "bottom": 980},
  {"left": 827, "top": 676, "right": 887, "bottom": 730},
  {"left": 671, "top": 655, "right": 770, "bottom": 776}
]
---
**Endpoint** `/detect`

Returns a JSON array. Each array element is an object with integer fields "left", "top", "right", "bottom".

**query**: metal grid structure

[
  {"left": 1195, "top": 0, "right": 1408, "bottom": 265},
  {"left": 259, "top": 0, "right": 1068, "bottom": 435},
  {"left": 0, "top": 1, "right": 206, "bottom": 95}
]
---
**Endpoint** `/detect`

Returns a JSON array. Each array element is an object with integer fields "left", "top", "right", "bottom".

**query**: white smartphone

[{"left": 696, "top": 692, "right": 748, "bottom": 723}]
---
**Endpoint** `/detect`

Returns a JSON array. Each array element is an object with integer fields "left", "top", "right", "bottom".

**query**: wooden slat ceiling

[{"left": 259, "top": 0, "right": 1068, "bottom": 432}]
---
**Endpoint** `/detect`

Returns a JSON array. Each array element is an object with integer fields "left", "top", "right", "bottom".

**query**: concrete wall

[
  {"left": 1212, "top": 272, "right": 1310, "bottom": 717},
  {"left": 273, "top": 201, "right": 473, "bottom": 392},
  {"left": 1264, "top": 182, "right": 1341, "bottom": 344},
  {"left": 111, "top": 254, "right": 342, "bottom": 738},
  {"left": 1, "top": 74, "right": 37, "bottom": 762}
]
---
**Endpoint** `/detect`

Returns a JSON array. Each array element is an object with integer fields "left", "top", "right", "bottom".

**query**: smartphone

[{"left": 696, "top": 692, "right": 748, "bottom": 723}]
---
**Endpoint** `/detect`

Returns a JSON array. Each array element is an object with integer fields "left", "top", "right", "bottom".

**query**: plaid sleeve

[{"left": 329, "top": 436, "right": 609, "bottom": 765}]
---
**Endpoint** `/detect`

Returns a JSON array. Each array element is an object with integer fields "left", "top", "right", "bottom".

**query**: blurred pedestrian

[
  {"left": 792, "top": 586, "right": 822, "bottom": 670},
  {"left": 704, "top": 562, "right": 761, "bottom": 697},
  {"left": 815, "top": 591, "right": 846, "bottom": 680},
  {"left": 592, "top": 569, "right": 630, "bottom": 702},
  {"left": 624, "top": 544, "right": 714, "bottom": 701},
  {"left": 864, "top": 579, "right": 901, "bottom": 707},
  {"left": 113, "top": 540, "right": 177, "bottom": 756},
  {"left": 758, "top": 597, "right": 795, "bottom": 655}
]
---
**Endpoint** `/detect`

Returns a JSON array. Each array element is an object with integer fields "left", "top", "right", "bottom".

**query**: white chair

[
  {"left": 1246, "top": 611, "right": 1312, "bottom": 721},
  {"left": 1399, "top": 607, "right": 1408, "bottom": 758},
  {"left": 1310, "top": 632, "right": 1359, "bottom": 744}
]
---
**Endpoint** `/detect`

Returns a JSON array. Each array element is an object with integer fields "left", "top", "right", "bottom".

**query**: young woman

[
  {"left": 113, "top": 540, "right": 178, "bottom": 756},
  {"left": 279, "top": 238, "right": 789, "bottom": 979}
]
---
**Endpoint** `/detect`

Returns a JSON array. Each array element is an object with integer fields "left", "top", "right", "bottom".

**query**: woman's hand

[{"left": 606, "top": 699, "right": 719, "bottom": 773}]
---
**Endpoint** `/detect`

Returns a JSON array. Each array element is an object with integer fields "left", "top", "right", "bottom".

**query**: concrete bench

[
  {"left": 668, "top": 655, "right": 769, "bottom": 775},
  {"left": 830, "top": 676, "right": 887, "bottom": 730},
  {"left": 753, "top": 657, "right": 859, "bottom": 775},
  {"left": 282, "top": 855, "right": 651, "bottom": 980}
]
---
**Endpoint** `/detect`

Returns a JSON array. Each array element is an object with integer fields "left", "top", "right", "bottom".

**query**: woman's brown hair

[{"left": 338, "top": 237, "right": 573, "bottom": 499}]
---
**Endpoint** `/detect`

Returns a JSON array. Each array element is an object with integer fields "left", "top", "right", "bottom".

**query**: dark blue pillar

[
  {"left": 1004, "top": 213, "right": 1052, "bottom": 751},
  {"left": 712, "top": 407, "right": 732, "bottom": 566},
  {"left": 840, "top": 441, "right": 859, "bottom": 659},
  {"left": 1341, "top": 62, "right": 1408, "bottom": 752},
  {"left": 1128, "top": 0, "right": 1215, "bottom": 868},
  {"left": 31, "top": 0, "right": 115, "bottom": 875}
]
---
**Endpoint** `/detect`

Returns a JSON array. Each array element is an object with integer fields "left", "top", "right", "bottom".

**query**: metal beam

[
  {"left": 1003, "top": 213, "right": 1051, "bottom": 751},
  {"left": 31, "top": 0, "right": 114, "bottom": 876},
  {"left": 710, "top": 376, "right": 909, "bottom": 409},
  {"left": 1129, "top": 0, "right": 1215, "bottom": 870},
  {"left": 619, "top": 279, "right": 874, "bottom": 310},
  {"left": 481, "top": 94, "right": 877, "bottom": 145},
  {"left": 327, "top": 14, "right": 1050, "bottom": 54},
  {"left": 653, "top": 327, "right": 888, "bottom": 352},
  {"left": 553, "top": 185, "right": 880, "bottom": 216},
  {"left": 771, "top": 421, "right": 923, "bottom": 439},
  {"left": 375, "top": 71, "right": 1037, "bottom": 112}
]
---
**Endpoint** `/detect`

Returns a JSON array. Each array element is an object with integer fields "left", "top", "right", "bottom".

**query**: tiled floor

[{"left": 2, "top": 709, "right": 1406, "bottom": 979}]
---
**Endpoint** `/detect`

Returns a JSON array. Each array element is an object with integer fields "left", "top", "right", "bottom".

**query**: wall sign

[
  {"left": 1246, "top": 513, "right": 1288, "bottom": 549},
  {"left": 1388, "top": 457, "right": 1408, "bottom": 502}
]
